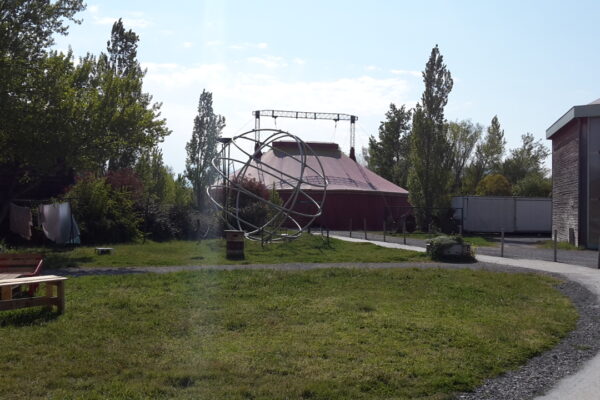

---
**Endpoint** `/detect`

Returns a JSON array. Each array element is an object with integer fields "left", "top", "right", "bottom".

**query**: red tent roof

[{"left": 245, "top": 141, "right": 408, "bottom": 195}]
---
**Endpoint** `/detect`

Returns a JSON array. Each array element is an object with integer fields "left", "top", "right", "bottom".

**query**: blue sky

[{"left": 54, "top": 0, "right": 600, "bottom": 173}]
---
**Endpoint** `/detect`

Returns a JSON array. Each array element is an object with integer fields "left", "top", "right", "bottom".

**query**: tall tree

[
  {"left": 463, "top": 115, "right": 506, "bottom": 193},
  {"left": 94, "top": 20, "right": 170, "bottom": 171},
  {"left": 407, "top": 45, "right": 454, "bottom": 229},
  {"left": 185, "top": 90, "right": 225, "bottom": 211},
  {"left": 447, "top": 120, "right": 482, "bottom": 193},
  {"left": 501, "top": 133, "right": 550, "bottom": 184},
  {"left": 367, "top": 104, "right": 412, "bottom": 187}
]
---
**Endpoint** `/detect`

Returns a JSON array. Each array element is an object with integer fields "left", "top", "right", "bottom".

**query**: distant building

[
  {"left": 246, "top": 141, "right": 410, "bottom": 230},
  {"left": 546, "top": 99, "right": 600, "bottom": 249}
]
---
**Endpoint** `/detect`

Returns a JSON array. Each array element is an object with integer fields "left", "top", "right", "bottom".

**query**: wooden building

[{"left": 546, "top": 99, "right": 600, "bottom": 249}]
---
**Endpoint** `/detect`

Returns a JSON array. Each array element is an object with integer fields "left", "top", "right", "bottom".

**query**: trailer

[{"left": 452, "top": 196, "right": 552, "bottom": 233}]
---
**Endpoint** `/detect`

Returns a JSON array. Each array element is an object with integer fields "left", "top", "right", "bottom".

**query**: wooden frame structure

[{"left": 0, "top": 275, "right": 67, "bottom": 314}]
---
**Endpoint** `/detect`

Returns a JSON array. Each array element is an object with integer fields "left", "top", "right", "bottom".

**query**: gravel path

[
  {"left": 46, "top": 257, "right": 600, "bottom": 400},
  {"left": 330, "top": 230, "right": 600, "bottom": 269}
]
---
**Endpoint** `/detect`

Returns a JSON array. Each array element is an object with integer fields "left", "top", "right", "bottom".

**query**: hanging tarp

[{"left": 39, "top": 202, "right": 80, "bottom": 244}]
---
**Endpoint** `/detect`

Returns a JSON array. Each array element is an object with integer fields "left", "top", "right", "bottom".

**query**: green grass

[
  {"left": 388, "top": 232, "right": 496, "bottom": 247},
  {"left": 14, "top": 235, "right": 429, "bottom": 269},
  {"left": 537, "top": 240, "right": 584, "bottom": 250},
  {"left": 0, "top": 268, "right": 576, "bottom": 399}
]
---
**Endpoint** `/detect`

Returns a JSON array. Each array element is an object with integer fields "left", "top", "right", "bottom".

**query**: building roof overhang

[{"left": 547, "top": 100, "right": 600, "bottom": 139}]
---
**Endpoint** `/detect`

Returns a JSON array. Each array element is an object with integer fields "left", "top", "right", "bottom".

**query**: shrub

[
  {"left": 67, "top": 175, "right": 142, "bottom": 243},
  {"left": 426, "top": 235, "right": 475, "bottom": 262}
]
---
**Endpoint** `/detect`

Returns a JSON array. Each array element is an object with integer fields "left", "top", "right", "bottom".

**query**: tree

[
  {"left": 367, "top": 104, "right": 412, "bottom": 187},
  {"left": 185, "top": 90, "right": 225, "bottom": 211},
  {"left": 407, "top": 45, "right": 454, "bottom": 229},
  {"left": 0, "top": 1, "right": 85, "bottom": 223},
  {"left": 447, "top": 120, "right": 482, "bottom": 193},
  {"left": 93, "top": 20, "right": 171, "bottom": 171},
  {"left": 476, "top": 174, "right": 512, "bottom": 196},
  {"left": 462, "top": 115, "right": 506, "bottom": 194},
  {"left": 501, "top": 133, "right": 550, "bottom": 184},
  {"left": 512, "top": 172, "right": 552, "bottom": 197}
]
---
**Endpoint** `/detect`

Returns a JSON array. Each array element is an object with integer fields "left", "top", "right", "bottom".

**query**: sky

[{"left": 53, "top": 0, "right": 600, "bottom": 174}]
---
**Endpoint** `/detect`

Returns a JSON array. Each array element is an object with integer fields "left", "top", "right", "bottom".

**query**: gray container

[{"left": 452, "top": 196, "right": 551, "bottom": 233}]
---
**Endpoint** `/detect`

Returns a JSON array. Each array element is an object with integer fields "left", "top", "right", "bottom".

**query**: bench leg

[
  {"left": 45, "top": 283, "right": 54, "bottom": 311},
  {"left": 57, "top": 281, "right": 65, "bottom": 314},
  {"left": 1, "top": 286, "right": 12, "bottom": 300}
]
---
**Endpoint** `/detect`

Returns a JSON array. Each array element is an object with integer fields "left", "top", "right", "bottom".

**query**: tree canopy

[
  {"left": 367, "top": 103, "right": 412, "bottom": 188},
  {"left": 408, "top": 45, "right": 454, "bottom": 229},
  {"left": 185, "top": 90, "right": 225, "bottom": 211}
]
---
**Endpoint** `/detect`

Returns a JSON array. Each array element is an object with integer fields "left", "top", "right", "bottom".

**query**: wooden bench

[
  {"left": 0, "top": 275, "right": 67, "bottom": 314},
  {"left": 0, "top": 253, "right": 44, "bottom": 280},
  {"left": 0, "top": 253, "right": 44, "bottom": 296}
]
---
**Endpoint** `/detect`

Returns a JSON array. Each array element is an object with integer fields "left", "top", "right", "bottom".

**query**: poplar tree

[
  {"left": 407, "top": 45, "right": 453, "bottom": 230},
  {"left": 185, "top": 90, "right": 225, "bottom": 211}
]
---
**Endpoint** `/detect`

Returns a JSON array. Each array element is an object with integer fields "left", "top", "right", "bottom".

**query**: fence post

[
  {"left": 500, "top": 228, "right": 504, "bottom": 257},
  {"left": 349, "top": 219, "right": 352, "bottom": 238},
  {"left": 403, "top": 219, "right": 407, "bottom": 245},
  {"left": 364, "top": 218, "right": 367, "bottom": 240},
  {"left": 554, "top": 229, "right": 558, "bottom": 262},
  {"left": 326, "top": 228, "right": 330, "bottom": 245},
  {"left": 383, "top": 220, "right": 386, "bottom": 242}
]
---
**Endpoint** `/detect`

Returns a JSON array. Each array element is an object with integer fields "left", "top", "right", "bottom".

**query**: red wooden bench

[{"left": 0, "top": 254, "right": 44, "bottom": 296}]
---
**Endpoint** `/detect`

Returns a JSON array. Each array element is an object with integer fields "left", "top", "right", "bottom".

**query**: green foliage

[
  {"left": 448, "top": 120, "right": 482, "bottom": 193},
  {"left": 476, "top": 174, "right": 512, "bottom": 196},
  {"left": 513, "top": 172, "right": 552, "bottom": 197},
  {"left": 367, "top": 103, "right": 412, "bottom": 187},
  {"left": 502, "top": 133, "right": 550, "bottom": 185},
  {"left": 408, "top": 47, "right": 453, "bottom": 229},
  {"left": 67, "top": 175, "right": 142, "bottom": 243},
  {"left": 0, "top": 11, "right": 170, "bottom": 227},
  {"left": 185, "top": 90, "right": 225, "bottom": 211},
  {"left": 462, "top": 116, "right": 506, "bottom": 194},
  {"left": 426, "top": 235, "right": 475, "bottom": 261}
]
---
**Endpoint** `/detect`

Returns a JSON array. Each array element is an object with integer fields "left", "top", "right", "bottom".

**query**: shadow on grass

[
  {"left": 42, "top": 254, "right": 94, "bottom": 269},
  {"left": 0, "top": 307, "right": 60, "bottom": 327}
]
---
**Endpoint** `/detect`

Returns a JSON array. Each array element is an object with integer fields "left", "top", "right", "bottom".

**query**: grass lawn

[
  {"left": 20, "top": 234, "right": 429, "bottom": 269},
  {"left": 387, "top": 232, "right": 496, "bottom": 247},
  {"left": 0, "top": 268, "right": 576, "bottom": 399}
]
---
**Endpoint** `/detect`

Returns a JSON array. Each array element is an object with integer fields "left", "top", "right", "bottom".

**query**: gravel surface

[
  {"left": 46, "top": 259, "right": 600, "bottom": 400},
  {"left": 331, "top": 231, "right": 600, "bottom": 269}
]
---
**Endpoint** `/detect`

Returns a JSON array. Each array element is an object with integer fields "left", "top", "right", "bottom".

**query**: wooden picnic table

[{"left": 0, "top": 275, "right": 67, "bottom": 314}]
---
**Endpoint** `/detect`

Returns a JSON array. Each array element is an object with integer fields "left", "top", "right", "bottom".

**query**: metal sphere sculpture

[{"left": 208, "top": 129, "right": 327, "bottom": 242}]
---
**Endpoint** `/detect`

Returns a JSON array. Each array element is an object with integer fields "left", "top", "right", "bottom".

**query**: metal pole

[
  {"left": 597, "top": 236, "right": 600, "bottom": 269},
  {"left": 383, "top": 220, "right": 386, "bottom": 242},
  {"left": 364, "top": 218, "right": 367, "bottom": 240},
  {"left": 501, "top": 229, "right": 504, "bottom": 257},
  {"left": 403, "top": 219, "right": 407, "bottom": 245},
  {"left": 349, "top": 219, "right": 352, "bottom": 238},
  {"left": 554, "top": 229, "right": 558, "bottom": 262},
  {"left": 326, "top": 228, "right": 329, "bottom": 244}
]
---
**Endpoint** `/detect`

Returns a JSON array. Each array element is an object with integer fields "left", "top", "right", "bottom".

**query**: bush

[
  {"left": 426, "top": 235, "right": 475, "bottom": 262},
  {"left": 67, "top": 175, "right": 142, "bottom": 244}
]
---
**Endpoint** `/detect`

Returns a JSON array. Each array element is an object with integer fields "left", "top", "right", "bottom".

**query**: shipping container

[{"left": 452, "top": 196, "right": 552, "bottom": 233}]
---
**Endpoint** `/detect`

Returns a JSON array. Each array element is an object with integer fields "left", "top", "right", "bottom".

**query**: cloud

[
  {"left": 143, "top": 63, "right": 415, "bottom": 172},
  {"left": 205, "top": 40, "right": 224, "bottom": 47},
  {"left": 182, "top": 42, "right": 194, "bottom": 48},
  {"left": 88, "top": 5, "right": 99, "bottom": 14},
  {"left": 91, "top": 12, "right": 152, "bottom": 28},
  {"left": 390, "top": 69, "right": 421, "bottom": 78},
  {"left": 292, "top": 58, "right": 306, "bottom": 65},
  {"left": 365, "top": 65, "right": 379, "bottom": 71},
  {"left": 229, "top": 42, "right": 269, "bottom": 50},
  {"left": 247, "top": 56, "right": 288, "bottom": 69}
]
